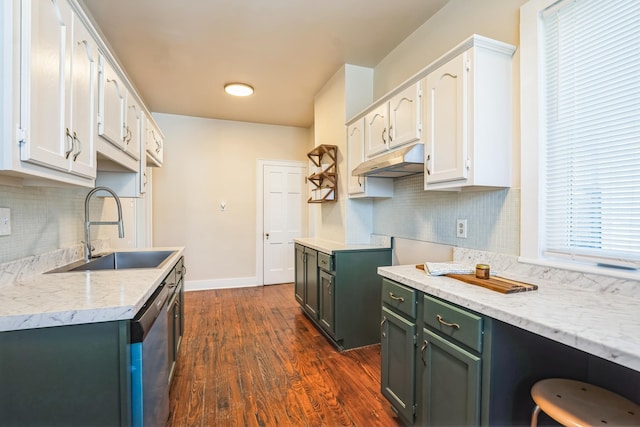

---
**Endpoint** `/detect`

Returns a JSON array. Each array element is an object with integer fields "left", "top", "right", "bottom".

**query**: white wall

[{"left": 151, "top": 113, "right": 311, "bottom": 284}]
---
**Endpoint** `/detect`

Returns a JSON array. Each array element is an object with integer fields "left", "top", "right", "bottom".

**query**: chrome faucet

[{"left": 84, "top": 186, "right": 124, "bottom": 261}]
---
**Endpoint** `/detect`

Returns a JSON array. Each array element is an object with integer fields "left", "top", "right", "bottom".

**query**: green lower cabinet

[
  {"left": 304, "top": 248, "right": 319, "bottom": 318},
  {"left": 0, "top": 321, "right": 131, "bottom": 426},
  {"left": 420, "top": 328, "right": 481, "bottom": 426},
  {"left": 318, "top": 269, "right": 335, "bottom": 336},
  {"left": 294, "top": 244, "right": 305, "bottom": 305},
  {"left": 381, "top": 306, "right": 417, "bottom": 424}
]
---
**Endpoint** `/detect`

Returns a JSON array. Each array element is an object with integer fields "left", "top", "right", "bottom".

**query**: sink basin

[{"left": 48, "top": 250, "right": 176, "bottom": 273}]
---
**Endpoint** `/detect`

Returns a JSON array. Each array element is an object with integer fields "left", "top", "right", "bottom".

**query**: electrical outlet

[
  {"left": 0, "top": 208, "right": 11, "bottom": 236},
  {"left": 456, "top": 219, "right": 467, "bottom": 239}
]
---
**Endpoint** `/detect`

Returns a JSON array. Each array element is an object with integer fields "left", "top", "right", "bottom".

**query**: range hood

[{"left": 352, "top": 143, "right": 424, "bottom": 178}]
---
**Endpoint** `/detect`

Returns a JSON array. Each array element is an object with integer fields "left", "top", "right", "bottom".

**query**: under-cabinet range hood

[{"left": 352, "top": 143, "right": 424, "bottom": 178}]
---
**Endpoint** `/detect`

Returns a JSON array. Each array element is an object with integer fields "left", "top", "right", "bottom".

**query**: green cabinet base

[{"left": 0, "top": 321, "right": 131, "bottom": 426}]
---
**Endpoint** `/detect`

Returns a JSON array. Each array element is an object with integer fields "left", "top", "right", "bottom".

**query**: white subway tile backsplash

[
  {"left": 0, "top": 185, "right": 108, "bottom": 264},
  {"left": 372, "top": 175, "right": 520, "bottom": 255}
]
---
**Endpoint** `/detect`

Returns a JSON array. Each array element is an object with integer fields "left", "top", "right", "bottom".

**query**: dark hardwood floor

[{"left": 167, "top": 283, "right": 402, "bottom": 427}]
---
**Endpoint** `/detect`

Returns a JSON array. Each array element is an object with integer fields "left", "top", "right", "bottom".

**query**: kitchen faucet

[{"left": 84, "top": 186, "right": 124, "bottom": 261}]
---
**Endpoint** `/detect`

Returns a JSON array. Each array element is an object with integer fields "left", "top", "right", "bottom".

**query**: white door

[{"left": 263, "top": 164, "right": 306, "bottom": 285}]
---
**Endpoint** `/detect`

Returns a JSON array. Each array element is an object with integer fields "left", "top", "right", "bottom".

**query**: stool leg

[{"left": 530, "top": 405, "right": 541, "bottom": 427}]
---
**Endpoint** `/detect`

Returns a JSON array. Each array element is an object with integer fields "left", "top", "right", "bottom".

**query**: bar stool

[{"left": 530, "top": 378, "right": 640, "bottom": 426}]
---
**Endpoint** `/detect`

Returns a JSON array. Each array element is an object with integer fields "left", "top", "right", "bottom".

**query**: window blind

[{"left": 541, "top": 0, "right": 640, "bottom": 266}]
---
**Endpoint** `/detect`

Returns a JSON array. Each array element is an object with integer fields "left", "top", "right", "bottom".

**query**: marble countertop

[
  {"left": 0, "top": 247, "right": 184, "bottom": 332},
  {"left": 295, "top": 237, "right": 391, "bottom": 254},
  {"left": 378, "top": 264, "right": 640, "bottom": 372}
]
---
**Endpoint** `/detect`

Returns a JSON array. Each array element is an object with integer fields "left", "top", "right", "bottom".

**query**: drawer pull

[
  {"left": 436, "top": 314, "right": 460, "bottom": 329},
  {"left": 388, "top": 292, "right": 405, "bottom": 303}
]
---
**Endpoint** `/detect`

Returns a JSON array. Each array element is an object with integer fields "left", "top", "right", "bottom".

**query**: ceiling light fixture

[{"left": 224, "top": 83, "right": 254, "bottom": 97}]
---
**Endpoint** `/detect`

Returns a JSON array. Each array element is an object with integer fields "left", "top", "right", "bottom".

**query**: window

[{"left": 520, "top": 0, "right": 640, "bottom": 277}]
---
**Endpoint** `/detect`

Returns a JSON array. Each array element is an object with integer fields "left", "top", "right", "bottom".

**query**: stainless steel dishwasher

[{"left": 130, "top": 283, "right": 170, "bottom": 427}]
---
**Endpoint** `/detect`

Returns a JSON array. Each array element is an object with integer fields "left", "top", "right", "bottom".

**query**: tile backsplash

[
  {"left": 372, "top": 174, "right": 520, "bottom": 255},
  {"left": 0, "top": 185, "right": 106, "bottom": 264}
]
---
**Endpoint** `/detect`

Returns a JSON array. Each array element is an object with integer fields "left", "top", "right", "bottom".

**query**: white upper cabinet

[
  {"left": 364, "top": 103, "right": 389, "bottom": 158},
  {"left": 388, "top": 82, "right": 422, "bottom": 149},
  {"left": 18, "top": 0, "right": 96, "bottom": 182},
  {"left": 347, "top": 119, "right": 365, "bottom": 195},
  {"left": 348, "top": 118, "right": 393, "bottom": 198},
  {"left": 364, "top": 81, "right": 422, "bottom": 158},
  {"left": 123, "top": 92, "right": 141, "bottom": 160},
  {"left": 145, "top": 116, "right": 164, "bottom": 167},
  {"left": 423, "top": 38, "right": 515, "bottom": 190},
  {"left": 97, "top": 55, "right": 125, "bottom": 150},
  {"left": 423, "top": 53, "right": 467, "bottom": 184}
]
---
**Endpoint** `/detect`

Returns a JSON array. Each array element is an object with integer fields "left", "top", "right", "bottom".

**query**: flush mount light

[{"left": 224, "top": 83, "right": 254, "bottom": 97}]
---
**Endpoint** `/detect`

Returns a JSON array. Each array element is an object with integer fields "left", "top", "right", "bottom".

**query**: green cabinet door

[
  {"left": 381, "top": 306, "right": 416, "bottom": 424},
  {"left": 303, "top": 247, "right": 319, "bottom": 319},
  {"left": 421, "top": 328, "right": 481, "bottom": 426},
  {"left": 318, "top": 269, "right": 335, "bottom": 336},
  {"left": 294, "top": 244, "right": 305, "bottom": 305}
]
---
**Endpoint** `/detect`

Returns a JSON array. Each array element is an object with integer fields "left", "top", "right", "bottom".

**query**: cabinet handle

[
  {"left": 389, "top": 125, "right": 393, "bottom": 142},
  {"left": 436, "top": 314, "right": 460, "bottom": 329},
  {"left": 388, "top": 292, "right": 405, "bottom": 303},
  {"left": 425, "top": 154, "right": 431, "bottom": 175},
  {"left": 357, "top": 176, "right": 362, "bottom": 187},
  {"left": 72, "top": 132, "right": 81, "bottom": 161},
  {"left": 380, "top": 316, "right": 387, "bottom": 338},
  {"left": 381, "top": 128, "right": 387, "bottom": 143},
  {"left": 327, "top": 279, "right": 332, "bottom": 295},
  {"left": 421, "top": 339, "right": 429, "bottom": 366},
  {"left": 64, "top": 128, "right": 74, "bottom": 159}
]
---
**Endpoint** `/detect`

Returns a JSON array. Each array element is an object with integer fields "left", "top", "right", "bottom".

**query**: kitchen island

[
  {"left": 294, "top": 237, "right": 391, "bottom": 350},
  {"left": 0, "top": 247, "right": 184, "bottom": 426}
]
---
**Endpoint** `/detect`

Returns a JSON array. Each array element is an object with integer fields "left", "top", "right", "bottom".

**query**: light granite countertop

[
  {"left": 295, "top": 237, "right": 391, "bottom": 254},
  {"left": 0, "top": 247, "right": 184, "bottom": 333},
  {"left": 378, "top": 263, "right": 640, "bottom": 372}
]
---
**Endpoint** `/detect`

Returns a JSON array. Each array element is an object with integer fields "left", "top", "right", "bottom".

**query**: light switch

[{"left": 0, "top": 208, "right": 11, "bottom": 236}]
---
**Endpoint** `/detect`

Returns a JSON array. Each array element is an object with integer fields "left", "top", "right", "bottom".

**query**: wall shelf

[{"left": 307, "top": 145, "right": 337, "bottom": 203}]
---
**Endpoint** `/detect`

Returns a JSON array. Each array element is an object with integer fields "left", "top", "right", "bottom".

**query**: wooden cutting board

[{"left": 416, "top": 265, "right": 538, "bottom": 294}]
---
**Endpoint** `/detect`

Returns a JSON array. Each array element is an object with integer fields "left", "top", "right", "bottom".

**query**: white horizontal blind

[{"left": 542, "top": 0, "right": 640, "bottom": 266}]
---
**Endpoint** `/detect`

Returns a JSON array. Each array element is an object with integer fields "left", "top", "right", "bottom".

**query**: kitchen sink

[{"left": 47, "top": 250, "right": 176, "bottom": 273}]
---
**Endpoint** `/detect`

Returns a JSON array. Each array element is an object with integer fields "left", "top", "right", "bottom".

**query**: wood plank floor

[{"left": 167, "top": 283, "right": 402, "bottom": 427}]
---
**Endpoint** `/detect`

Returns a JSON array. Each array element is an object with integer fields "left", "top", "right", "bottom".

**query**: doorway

[{"left": 256, "top": 160, "right": 308, "bottom": 285}]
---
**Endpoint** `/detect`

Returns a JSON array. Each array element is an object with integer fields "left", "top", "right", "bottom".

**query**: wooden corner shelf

[{"left": 307, "top": 144, "right": 337, "bottom": 203}]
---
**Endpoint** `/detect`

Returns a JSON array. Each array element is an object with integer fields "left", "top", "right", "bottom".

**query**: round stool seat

[{"left": 531, "top": 378, "right": 640, "bottom": 426}]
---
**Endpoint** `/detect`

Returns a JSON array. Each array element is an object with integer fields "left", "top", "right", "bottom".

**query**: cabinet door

[
  {"left": 124, "top": 92, "right": 141, "bottom": 160},
  {"left": 318, "top": 270, "right": 334, "bottom": 336},
  {"left": 67, "top": 12, "right": 96, "bottom": 178},
  {"left": 347, "top": 120, "right": 365, "bottom": 195},
  {"left": 381, "top": 307, "right": 416, "bottom": 424},
  {"left": 98, "top": 56, "right": 125, "bottom": 149},
  {"left": 303, "top": 248, "right": 319, "bottom": 319},
  {"left": 421, "top": 328, "right": 481, "bottom": 426},
  {"left": 294, "top": 244, "right": 305, "bottom": 305},
  {"left": 389, "top": 82, "right": 422, "bottom": 149},
  {"left": 364, "top": 103, "right": 389, "bottom": 158},
  {"left": 424, "top": 53, "right": 469, "bottom": 185},
  {"left": 146, "top": 119, "right": 164, "bottom": 166},
  {"left": 19, "top": 0, "right": 71, "bottom": 172}
]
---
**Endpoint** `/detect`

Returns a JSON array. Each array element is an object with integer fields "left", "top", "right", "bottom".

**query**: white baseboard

[{"left": 185, "top": 276, "right": 259, "bottom": 291}]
